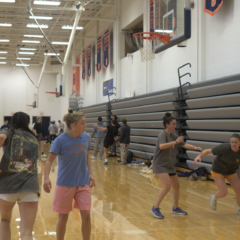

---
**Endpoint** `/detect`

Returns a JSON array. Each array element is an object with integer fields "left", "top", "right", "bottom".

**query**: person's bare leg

[
  {"left": 227, "top": 175, "right": 240, "bottom": 206},
  {"left": 56, "top": 214, "right": 69, "bottom": 240},
  {"left": 80, "top": 210, "right": 91, "bottom": 240},
  {"left": 214, "top": 177, "right": 228, "bottom": 199},
  {"left": 154, "top": 173, "right": 171, "bottom": 208},
  {"left": 40, "top": 140, "right": 44, "bottom": 154},
  {"left": 19, "top": 202, "right": 38, "bottom": 240},
  {"left": 0, "top": 199, "right": 15, "bottom": 240},
  {"left": 169, "top": 175, "right": 180, "bottom": 209}
]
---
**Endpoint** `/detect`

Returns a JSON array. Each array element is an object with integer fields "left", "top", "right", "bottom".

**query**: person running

[
  {"left": 194, "top": 133, "right": 240, "bottom": 214},
  {"left": 58, "top": 120, "right": 65, "bottom": 135},
  {"left": 43, "top": 108, "right": 95, "bottom": 240},
  {"left": 93, "top": 119, "right": 118, "bottom": 165},
  {"left": 108, "top": 116, "right": 120, "bottom": 157},
  {"left": 151, "top": 113, "right": 202, "bottom": 219},
  {"left": 91, "top": 117, "right": 106, "bottom": 159},
  {"left": 0, "top": 112, "right": 39, "bottom": 240},
  {"left": 119, "top": 119, "right": 130, "bottom": 164},
  {"left": 1, "top": 120, "right": 10, "bottom": 130}
]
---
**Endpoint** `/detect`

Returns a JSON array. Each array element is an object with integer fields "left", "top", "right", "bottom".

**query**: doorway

[{"left": 32, "top": 116, "right": 51, "bottom": 138}]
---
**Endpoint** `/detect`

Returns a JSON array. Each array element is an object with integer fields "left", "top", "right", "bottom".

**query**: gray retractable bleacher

[{"left": 185, "top": 80, "right": 240, "bottom": 173}]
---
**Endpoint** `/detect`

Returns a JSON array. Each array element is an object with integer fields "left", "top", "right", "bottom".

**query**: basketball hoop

[
  {"left": 133, "top": 32, "right": 170, "bottom": 62},
  {"left": 46, "top": 92, "right": 59, "bottom": 102},
  {"left": 26, "top": 105, "right": 35, "bottom": 108}
]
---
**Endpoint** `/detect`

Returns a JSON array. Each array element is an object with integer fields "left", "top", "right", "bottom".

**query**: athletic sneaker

[
  {"left": 146, "top": 169, "right": 153, "bottom": 174},
  {"left": 172, "top": 207, "right": 187, "bottom": 215},
  {"left": 150, "top": 206, "right": 164, "bottom": 219},
  {"left": 41, "top": 153, "right": 47, "bottom": 158},
  {"left": 209, "top": 195, "right": 217, "bottom": 210},
  {"left": 91, "top": 156, "right": 97, "bottom": 159},
  {"left": 139, "top": 168, "right": 148, "bottom": 173},
  {"left": 236, "top": 209, "right": 240, "bottom": 216},
  {"left": 104, "top": 162, "right": 108, "bottom": 165}
]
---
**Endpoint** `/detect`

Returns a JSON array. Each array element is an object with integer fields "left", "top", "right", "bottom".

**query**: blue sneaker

[
  {"left": 150, "top": 206, "right": 164, "bottom": 219},
  {"left": 104, "top": 162, "right": 108, "bottom": 165},
  {"left": 172, "top": 207, "right": 187, "bottom": 215}
]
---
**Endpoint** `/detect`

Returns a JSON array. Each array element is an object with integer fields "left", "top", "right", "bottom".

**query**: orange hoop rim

[
  {"left": 46, "top": 92, "right": 59, "bottom": 96},
  {"left": 133, "top": 32, "right": 165, "bottom": 40},
  {"left": 26, "top": 105, "right": 35, "bottom": 107}
]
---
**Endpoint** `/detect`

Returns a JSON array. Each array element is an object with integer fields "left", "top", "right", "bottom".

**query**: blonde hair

[
  {"left": 36, "top": 117, "right": 41, "bottom": 120},
  {"left": 63, "top": 108, "right": 85, "bottom": 130}
]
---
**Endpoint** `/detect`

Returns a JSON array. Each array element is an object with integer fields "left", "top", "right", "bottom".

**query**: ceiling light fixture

[
  {"left": 18, "top": 52, "right": 34, "bottom": 55},
  {"left": 22, "top": 40, "right": 40, "bottom": 43},
  {"left": 24, "top": 35, "right": 43, "bottom": 38},
  {"left": 0, "top": 51, "right": 7, "bottom": 54},
  {"left": 34, "top": 1, "right": 60, "bottom": 6},
  {"left": 0, "top": 23, "right": 12, "bottom": 27},
  {"left": 0, "top": 57, "right": 6, "bottom": 59},
  {"left": 29, "top": 16, "right": 53, "bottom": 20},
  {"left": 0, "top": 0, "right": 15, "bottom": 2},
  {"left": 52, "top": 42, "right": 68, "bottom": 45},
  {"left": 0, "top": 39, "right": 10, "bottom": 42},
  {"left": 0, "top": 62, "right": 7, "bottom": 64},
  {"left": 16, "top": 64, "right": 29, "bottom": 66},
  {"left": 44, "top": 53, "right": 60, "bottom": 55},
  {"left": 17, "top": 58, "right": 31, "bottom": 60},
  {"left": 27, "top": 24, "right": 48, "bottom": 28},
  {"left": 62, "top": 26, "right": 83, "bottom": 30},
  {"left": 20, "top": 48, "right": 36, "bottom": 50}
]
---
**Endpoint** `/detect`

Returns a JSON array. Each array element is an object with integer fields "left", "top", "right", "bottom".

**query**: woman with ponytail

[
  {"left": 151, "top": 113, "right": 202, "bottom": 219},
  {"left": 43, "top": 108, "right": 95, "bottom": 240},
  {"left": 0, "top": 112, "right": 39, "bottom": 240}
]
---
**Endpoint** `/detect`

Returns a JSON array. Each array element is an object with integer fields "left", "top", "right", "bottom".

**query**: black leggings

[{"left": 168, "top": 173, "right": 177, "bottom": 177}]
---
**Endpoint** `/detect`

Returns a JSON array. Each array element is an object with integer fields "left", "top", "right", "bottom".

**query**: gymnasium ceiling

[{"left": 0, "top": 0, "right": 116, "bottom": 65}]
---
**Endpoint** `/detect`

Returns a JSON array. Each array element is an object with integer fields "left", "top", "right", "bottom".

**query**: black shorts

[
  {"left": 168, "top": 173, "right": 177, "bottom": 177},
  {"left": 104, "top": 141, "right": 114, "bottom": 149}
]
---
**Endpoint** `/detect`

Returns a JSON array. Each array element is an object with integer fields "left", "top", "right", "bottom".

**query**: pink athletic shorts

[{"left": 52, "top": 184, "right": 91, "bottom": 214}]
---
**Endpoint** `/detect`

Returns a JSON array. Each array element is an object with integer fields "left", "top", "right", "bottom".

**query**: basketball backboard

[
  {"left": 154, "top": 0, "right": 191, "bottom": 53},
  {"left": 56, "top": 72, "right": 63, "bottom": 97}
]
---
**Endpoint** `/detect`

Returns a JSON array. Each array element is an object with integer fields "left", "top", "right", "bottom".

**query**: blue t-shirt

[{"left": 50, "top": 132, "right": 91, "bottom": 187}]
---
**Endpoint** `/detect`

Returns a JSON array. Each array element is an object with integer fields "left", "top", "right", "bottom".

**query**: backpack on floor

[
  {"left": 189, "top": 167, "right": 208, "bottom": 181},
  {"left": 126, "top": 151, "right": 133, "bottom": 163}
]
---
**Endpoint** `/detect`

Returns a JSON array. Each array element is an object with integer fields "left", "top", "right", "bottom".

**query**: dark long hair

[
  {"left": 163, "top": 112, "right": 176, "bottom": 128},
  {"left": 10, "top": 112, "right": 37, "bottom": 138}
]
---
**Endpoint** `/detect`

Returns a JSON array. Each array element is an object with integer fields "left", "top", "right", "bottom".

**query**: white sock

[{"left": 105, "top": 159, "right": 108, "bottom": 162}]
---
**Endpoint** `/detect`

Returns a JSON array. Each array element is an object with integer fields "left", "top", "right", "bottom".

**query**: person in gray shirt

[
  {"left": 151, "top": 113, "right": 202, "bottom": 219},
  {"left": 0, "top": 112, "right": 39, "bottom": 240},
  {"left": 119, "top": 119, "right": 130, "bottom": 164},
  {"left": 194, "top": 133, "right": 240, "bottom": 215},
  {"left": 91, "top": 117, "right": 106, "bottom": 159},
  {"left": 48, "top": 120, "right": 58, "bottom": 144}
]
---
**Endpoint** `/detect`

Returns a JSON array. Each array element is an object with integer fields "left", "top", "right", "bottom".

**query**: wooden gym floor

[{"left": 0, "top": 145, "right": 240, "bottom": 240}]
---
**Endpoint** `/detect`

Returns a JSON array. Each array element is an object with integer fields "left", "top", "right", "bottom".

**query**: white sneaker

[
  {"left": 210, "top": 195, "right": 217, "bottom": 210},
  {"left": 139, "top": 168, "right": 148, "bottom": 173},
  {"left": 146, "top": 169, "right": 153, "bottom": 174},
  {"left": 41, "top": 153, "right": 47, "bottom": 158},
  {"left": 236, "top": 209, "right": 240, "bottom": 216},
  {"left": 91, "top": 156, "right": 97, "bottom": 159}
]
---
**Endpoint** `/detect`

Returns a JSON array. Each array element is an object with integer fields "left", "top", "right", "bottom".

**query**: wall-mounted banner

[
  {"left": 204, "top": 0, "right": 223, "bottom": 16},
  {"left": 72, "top": 66, "right": 76, "bottom": 93},
  {"left": 103, "top": 28, "right": 110, "bottom": 70},
  {"left": 82, "top": 49, "right": 86, "bottom": 80},
  {"left": 103, "top": 79, "right": 113, "bottom": 96},
  {"left": 155, "top": 0, "right": 160, "bottom": 30},
  {"left": 150, "top": 0, "right": 154, "bottom": 32},
  {"left": 97, "top": 35, "right": 102, "bottom": 73},
  {"left": 76, "top": 56, "right": 80, "bottom": 94},
  {"left": 87, "top": 44, "right": 91, "bottom": 79}
]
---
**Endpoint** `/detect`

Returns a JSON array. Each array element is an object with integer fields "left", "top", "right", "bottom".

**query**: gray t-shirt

[
  {"left": 0, "top": 129, "right": 39, "bottom": 195},
  {"left": 153, "top": 130, "right": 185, "bottom": 174},
  {"left": 212, "top": 143, "right": 240, "bottom": 175},
  {"left": 48, "top": 124, "right": 58, "bottom": 135}
]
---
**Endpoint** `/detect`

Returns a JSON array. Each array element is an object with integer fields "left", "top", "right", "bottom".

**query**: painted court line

[{"left": 124, "top": 230, "right": 148, "bottom": 235}]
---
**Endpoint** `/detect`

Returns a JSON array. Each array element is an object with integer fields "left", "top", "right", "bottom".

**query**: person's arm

[
  {"left": 93, "top": 124, "right": 107, "bottom": 132},
  {"left": 182, "top": 143, "right": 202, "bottom": 152},
  {"left": 0, "top": 133, "right": 7, "bottom": 148},
  {"left": 159, "top": 136, "right": 184, "bottom": 150},
  {"left": 119, "top": 127, "right": 124, "bottom": 143},
  {"left": 43, "top": 153, "right": 57, "bottom": 193},
  {"left": 194, "top": 149, "right": 212, "bottom": 165},
  {"left": 87, "top": 151, "right": 95, "bottom": 188},
  {"left": 33, "top": 124, "right": 37, "bottom": 136}
]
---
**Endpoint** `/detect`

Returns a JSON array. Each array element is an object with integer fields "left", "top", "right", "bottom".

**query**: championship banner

[
  {"left": 150, "top": 0, "right": 154, "bottom": 33},
  {"left": 87, "top": 44, "right": 91, "bottom": 79},
  {"left": 155, "top": 0, "right": 160, "bottom": 30},
  {"left": 97, "top": 35, "right": 102, "bottom": 73},
  {"left": 76, "top": 56, "right": 80, "bottom": 94},
  {"left": 103, "top": 79, "right": 113, "bottom": 96},
  {"left": 72, "top": 66, "right": 76, "bottom": 93},
  {"left": 82, "top": 49, "right": 86, "bottom": 80},
  {"left": 204, "top": 0, "right": 223, "bottom": 16},
  {"left": 103, "top": 28, "right": 110, "bottom": 70}
]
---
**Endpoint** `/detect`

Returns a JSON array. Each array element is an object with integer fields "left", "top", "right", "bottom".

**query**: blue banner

[
  {"left": 204, "top": 0, "right": 223, "bottom": 16},
  {"left": 150, "top": 0, "right": 154, "bottom": 33},
  {"left": 103, "top": 28, "right": 110, "bottom": 70},
  {"left": 97, "top": 35, "right": 102, "bottom": 73},
  {"left": 103, "top": 79, "right": 113, "bottom": 96},
  {"left": 87, "top": 44, "right": 91, "bottom": 79}
]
